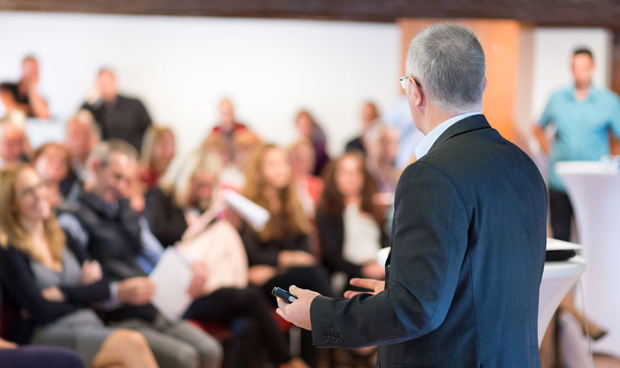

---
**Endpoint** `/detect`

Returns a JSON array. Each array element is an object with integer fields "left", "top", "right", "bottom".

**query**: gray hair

[
  {"left": 406, "top": 23, "right": 486, "bottom": 114},
  {"left": 86, "top": 139, "right": 138, "bottom": 170}
]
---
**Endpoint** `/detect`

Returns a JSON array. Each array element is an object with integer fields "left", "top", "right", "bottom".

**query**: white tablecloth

[{"left": 557, "top": 161, "right": 620, "bottom": 357}]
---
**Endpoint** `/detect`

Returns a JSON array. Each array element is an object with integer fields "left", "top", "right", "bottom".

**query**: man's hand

[
  {"left": 188, "top": 262, "right": 207, "bottom": 299},
  {"left": 42, "top": 287, "right": 65, "bottom": 302},
  {"left": 80, "top": 260, "right": 103, "bottom": 285},
  {"left": 275, "top": 285, "right": 320, "bottom": 331},
  {"left": 343, "top": 278, "right": 385, "bottom": 299},
  {"left": 117, "top": 277, "right": 156, "bottom": 306}
]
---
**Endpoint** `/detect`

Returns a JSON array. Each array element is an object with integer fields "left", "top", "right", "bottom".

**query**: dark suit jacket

[{"left": 310, "top": 115, "right": 547, "bottom": 367}]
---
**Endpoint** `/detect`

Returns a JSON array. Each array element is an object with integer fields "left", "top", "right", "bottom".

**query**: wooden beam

[{"left": 1, "top": 0, "right": 620, "bottom": 28}]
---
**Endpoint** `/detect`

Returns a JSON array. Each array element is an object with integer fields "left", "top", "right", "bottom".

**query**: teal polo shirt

[{"left": 539, "top": 85, "right": 620, "bottom": 192}]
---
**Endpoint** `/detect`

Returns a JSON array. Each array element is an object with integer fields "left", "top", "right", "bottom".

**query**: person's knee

[
  {"left": 108, "top": 329, "right": 149, "bottom": 350},
  {"left": 166, "top": 343, "right": 201, "bottom": 368},
  {"left": 198, "top": 336, "right": 223, "bottom": 368}
]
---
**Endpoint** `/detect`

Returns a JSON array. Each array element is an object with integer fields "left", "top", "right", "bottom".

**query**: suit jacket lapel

[{"left": 427, "top": 114, "right": 492, "bottom": 156}]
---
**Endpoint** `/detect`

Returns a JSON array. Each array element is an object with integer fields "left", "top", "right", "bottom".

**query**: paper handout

[{"left": 149, "top": 247, "right": 193, "bottom": 321}]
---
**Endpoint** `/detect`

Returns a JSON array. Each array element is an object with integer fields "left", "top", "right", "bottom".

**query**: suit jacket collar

[{"left": 427, "top": 114, "right": 492, "bottom": 156}]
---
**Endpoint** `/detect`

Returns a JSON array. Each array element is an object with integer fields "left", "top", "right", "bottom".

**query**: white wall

[
  {"left": 0, "top": 12, "right": 400, "bottom": 158},
  {"left": 1, "top": 12, "right": 613, "bottom": 160},
  {"left": 531, "top": 27, "right": 612, "bottom": 122}
]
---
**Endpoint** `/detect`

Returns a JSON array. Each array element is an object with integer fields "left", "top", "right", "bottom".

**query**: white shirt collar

[{"left": 414, "top": 112, "right": 482, "bottom": 160}]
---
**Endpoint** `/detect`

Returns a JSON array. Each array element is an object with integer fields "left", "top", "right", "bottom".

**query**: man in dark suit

[{"left": 276, "top": 23, "right": 547, "bottom": 367}]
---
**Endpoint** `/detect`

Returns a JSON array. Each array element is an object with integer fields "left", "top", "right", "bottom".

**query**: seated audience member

[
  {"left": 0, "top": 118, "right": 29, "bottom": 168},
  {"left": 241, "top": 144, "right": 333, "bottom": 368},
  {"left": 294, "top": 110, "right": 330, "bottom": 176},
  {"left": 365, "top": 125, "right": 400, "bottom": 195},
  {"left": 0, "top": 286, "right": 86, "bottom": 368},
  {"left": 0, "top": 164, "right": 158, "bottom": 368},
  {"left": 344, "top": 101, "right": 381, "bottom": 155},
  {"left": 33, "top": 143, "right": 77, "bottom": 208},
  {"left": 82, "top": 68, "right": 152, "bottom": 151},
  {"left": 316, "top": 153, "right": 388, "bottom": 294},
  {"left": 65, "top": 110, "right": 100, "bottom": 180},
  {"left": 217, "top": 130, "right": 262, "bottom": 192},
  {"left": 205, "top": 99, "right": 250, "bottom": 163},
  {"left": 140, "top": 125, "right": 176, "bottom": 189},
  {"left": 0, "top": 56, "right": 50, "bottom": 119},
  {"left": 144, "top": 151, "right": 309, "bottom": 368},
  {"left": 288, "top": 139, "right": 323, "bottom": 218},
  {"left": 57, "top": 140, "right": 223, "bottom": 368}
]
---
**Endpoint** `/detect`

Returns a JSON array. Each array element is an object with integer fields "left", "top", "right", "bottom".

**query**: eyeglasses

[{"left": 399, "top": 76, "right": 422, "bottom": 90}]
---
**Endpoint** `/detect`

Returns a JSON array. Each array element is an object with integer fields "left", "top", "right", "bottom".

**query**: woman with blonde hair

[
  {"left": 241, "top": 144, "right": 333, "bottom": 368},
  {"left": 0, "top": 164, "right": 158, "bottom": 368},
  {"left": 139, "top": 125, "right": 175, "bottom": 188}
]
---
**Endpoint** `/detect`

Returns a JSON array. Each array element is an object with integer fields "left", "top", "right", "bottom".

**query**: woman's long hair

[
  {"left": 242, "top": 144, "right": 311, "bottom": 241},
  {"left": 0, "top": 164, "right": 66, "bottom": 263},
  {"left": 318, "top": 152, "right": 383, "bottom": 226}
]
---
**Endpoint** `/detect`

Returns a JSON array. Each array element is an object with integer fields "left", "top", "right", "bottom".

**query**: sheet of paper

[
  {"left": 149, "top": 247, "right": 193, "bottom": 321},
  {"left": 222, "top": 189, "right": 270, "bottom": 231}
]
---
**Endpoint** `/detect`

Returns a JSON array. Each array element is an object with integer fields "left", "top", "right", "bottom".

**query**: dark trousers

[
  {"left": 184, "top": 287, "right": 291, "bottom": 367},
  {"left": 261, "top": 266, "right": 334, "bottom": 368},
  {"left": 0, "top": 346, "right": 85, "bottom": 368},
  {"left": 549, "top": 189, "right": 574, "bottom": 242}
]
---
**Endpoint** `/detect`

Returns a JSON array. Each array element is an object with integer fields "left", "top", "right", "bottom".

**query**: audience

[
  {"left": 344, "top": 102, "right": 380, "bottom": 155},
  {"left": 240, "top": 144, "right": 333, "bottom": 368},
  {"left": 33, "top": 143, "right": 76, "bottom": 208},
  {"left": 145, "top": 150, "right": 310, "bottom": 368},
  {"left": 294, "top": 110, "right": 330, "bottom": 176},
  {"left": 140, "top": 125, "right": 176, "bottom": 189},
  {"left": 288, "top": 139, "right": 323, "bottom": 218},
  {"left": 206, "top": 99, "right": 250, "bottom": 164},
  {"left": 65, "top": 109, "right": 100, "bottom": 180},
  {"left": 316, "top": 153, "right": 388, "bottom": 294},
  {"left": 57, "top": 140, "right": 223, "bottom": 368},
  {"left": 0, "top": 118, "right": 29, "bottom": 168},
  {"left": 365, "top": 125, "right": 400, "bottom": 195},
  {"left": 82, "top": 68, "right": 152, "bottom": 152},
  {"left": 0, "top": 164, "right": 158, "bottom": 368},
  {"left": 0, "top": 56, "right": 50, "bottom": 119}
]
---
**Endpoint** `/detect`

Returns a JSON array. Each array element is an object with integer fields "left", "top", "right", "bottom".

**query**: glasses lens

[{"left": 399, "top": 76, "right": 408, "bottom": 90}]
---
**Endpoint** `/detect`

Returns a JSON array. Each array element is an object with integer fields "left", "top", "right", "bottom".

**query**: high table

[{"left": 556, "top": 161, "right": 620, "bottom": 357}]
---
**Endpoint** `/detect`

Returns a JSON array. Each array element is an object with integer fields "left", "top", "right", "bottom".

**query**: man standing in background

[
  {"left": 535, "top": 48, "right": 620, "bottom": 241},
  {"left": 82, "top": 68, "right": 152, "bottom": 152}
]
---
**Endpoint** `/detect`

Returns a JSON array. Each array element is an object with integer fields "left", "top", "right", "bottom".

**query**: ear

[
  {"left": 482, "top": 77, "right": 488, "bottom": 94},
  {"left": 408, "top": 78, "right": 424, "bottom": 107}
]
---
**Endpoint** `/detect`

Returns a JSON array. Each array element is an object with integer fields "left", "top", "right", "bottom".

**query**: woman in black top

[
  {"left": 316, "top": 152, "right": 389, "bottom": 294},
  {"left": 0, "top": 163, "right": 157, "bottom": 368},
  {"left": 0, "top": 283, "right": 86, "bottom": 368}
]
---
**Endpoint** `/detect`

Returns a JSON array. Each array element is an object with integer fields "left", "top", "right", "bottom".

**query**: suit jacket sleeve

[{"left": 310, "top": 161, "right": 470, "bottom": 348}]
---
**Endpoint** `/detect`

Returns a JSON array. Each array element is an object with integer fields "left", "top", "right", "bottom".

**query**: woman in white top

[{"left": 316, "top": 152, "right": 389, "bottom": 294}]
